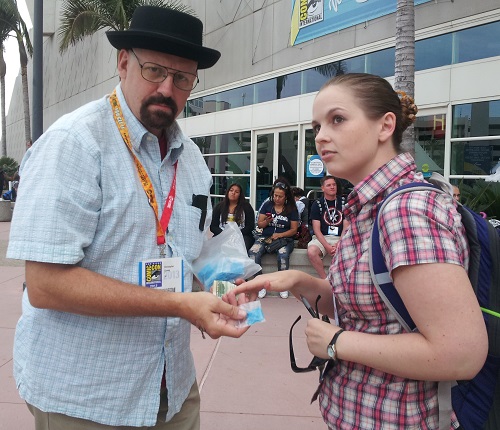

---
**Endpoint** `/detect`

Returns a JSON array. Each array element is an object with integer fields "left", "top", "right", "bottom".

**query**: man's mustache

[{"left": 144, "top": 96, "right": 178, "bottom": 116}]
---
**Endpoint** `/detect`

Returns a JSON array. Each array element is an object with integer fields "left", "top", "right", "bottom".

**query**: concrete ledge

[
  {"left": 260, "top": 247, "right": 330, "bottom": 277},
  {"left": 0, "top": 200, "right": 13, "bottom": 222}
]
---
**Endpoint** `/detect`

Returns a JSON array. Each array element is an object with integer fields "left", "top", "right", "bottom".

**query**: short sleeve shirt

[
  {"left": 259, "top": 200, "right": 299, "bottom": 236},
  {"left": 309, "top": 197, "right": 344, "bottom": 236},
  {"left": 7, "top": 85, "right": 212, "bottom": 426},
  {"left": 319, "top": 153, "right": 467, "bottom": 429}
]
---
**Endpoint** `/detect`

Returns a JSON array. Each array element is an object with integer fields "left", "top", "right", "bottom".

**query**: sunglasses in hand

[
  {"left": 290, "top": 294, "right": 342, "bottom": 403},
  {"left": 289, "top": 295, "right": 331, "bottom": 378}
]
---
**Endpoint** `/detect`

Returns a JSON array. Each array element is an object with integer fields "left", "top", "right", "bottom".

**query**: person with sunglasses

[
  {"left": 7, "top": 7, "right": 249, "bottom": 430},
  {"left": 226, "top": 73, "right": 487, "bottom": 429},
  {"left": 249, "top": 177, "right": 299, "bottom": 299}
]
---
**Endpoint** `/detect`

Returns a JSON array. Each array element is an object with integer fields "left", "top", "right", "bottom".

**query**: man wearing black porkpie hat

[{"left": 8, "top": 6, "right": 249, "bottom": 430}]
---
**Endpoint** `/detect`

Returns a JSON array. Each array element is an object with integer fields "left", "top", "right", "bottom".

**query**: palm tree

[
  {"left": 58, "top": 0, "right": 195, "bottom": 53},
  {"left": 0, "top": 0, "right": 32, "bottom": 150},
  {"left": 0, "top": 0, "right": 19, "bottom": 157},
  {"left": 0, "top": 46, "right": 7, "bottom": 157},
  {"left": 395, "top": 0, "right": 416, "bottom": 154}
]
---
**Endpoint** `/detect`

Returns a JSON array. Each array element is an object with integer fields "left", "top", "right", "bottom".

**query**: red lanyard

[{"left": 109, "top": 90, "right": 177, "bottom": 256}]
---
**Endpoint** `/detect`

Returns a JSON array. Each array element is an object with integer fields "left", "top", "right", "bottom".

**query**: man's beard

[{"left": 140, "top": 95, "right": 178, "bottom": 130}]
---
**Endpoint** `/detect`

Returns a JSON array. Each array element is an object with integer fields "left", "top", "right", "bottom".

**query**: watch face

[{"left": 327, "top": 344, "right": 335, "bottom": 359}]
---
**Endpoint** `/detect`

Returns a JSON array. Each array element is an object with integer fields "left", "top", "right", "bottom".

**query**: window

[
  {"left": 453, "top": 101, "right": 500, "bottom": 138},
  {"left": 454, "top": 21, "right": 500, "bottom": 64},
  {"left": 416, "top": 33, "right": 452, "bottom": 71},
  {"left": 193, "top": 132, "right": 251, "bottom": 199},
  {"left": 184, "top": 20, "right": 500, "bottom": 118},
  {"left": 415, "top": 114, "right": 446, "bottom": 176},
  {"left": 366, "top": 48, "right": 395, "bottom": 78},
  {"left": 451, "top": 101, "right": 500, "bottom": 177}
]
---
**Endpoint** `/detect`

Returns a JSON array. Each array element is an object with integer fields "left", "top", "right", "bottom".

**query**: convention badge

[
  {"left": 328, "top": 226, "right": 339, "bottom": 235},
  {"left": 138, "top": 257, "right": 184, "bottom": 292}
]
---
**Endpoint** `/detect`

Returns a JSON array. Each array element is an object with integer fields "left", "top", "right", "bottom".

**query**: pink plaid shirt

[{"left": 320, "top": 153, "right": 467, "bottom": 429}]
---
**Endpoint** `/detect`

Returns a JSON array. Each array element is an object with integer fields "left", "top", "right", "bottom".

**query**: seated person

[
  {"left": 291, "top": 186, "right": 309, "bottom": 228},
  {"left": 452, "top": 185, "right": 461, "bottom": 202},
  {"left": 307, "top": 175, "right": 348, "bottom": 278},
  {"left": 249, "top": 177, "right": 299, "bottom": 299},
  {"left": 210, "top": 183, "right": 255, "bottom": 251}
]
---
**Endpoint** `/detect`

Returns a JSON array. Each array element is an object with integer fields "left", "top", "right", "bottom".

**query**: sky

[{"left": 4, "top": 0, "right": 31, "bottom": 117}]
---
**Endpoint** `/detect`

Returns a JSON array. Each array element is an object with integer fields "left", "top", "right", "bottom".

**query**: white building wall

[
  {"left": 5, "top": 0, "right": 500, "bottom": 163},
  {"left": 178, "top": 60, "right": 500, "bottom": 138}
]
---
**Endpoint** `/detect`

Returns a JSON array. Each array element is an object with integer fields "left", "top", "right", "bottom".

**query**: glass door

[
  {"left": 253, "top": 128, "right": 299, "bottom": 210},
  {"left": 303, "top": 128, "right": 322, "bottom": 198}
]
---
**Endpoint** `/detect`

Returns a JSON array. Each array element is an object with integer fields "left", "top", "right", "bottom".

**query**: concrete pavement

[{"left": 0, "top": 221, "right": 326, "bottom": 429}]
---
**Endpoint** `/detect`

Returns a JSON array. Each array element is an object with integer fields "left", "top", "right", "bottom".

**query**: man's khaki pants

[{"left": 27, "top": 381, "right": 200, "bottom": 430}]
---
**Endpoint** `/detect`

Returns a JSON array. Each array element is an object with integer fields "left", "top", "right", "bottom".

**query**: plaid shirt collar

[{"left": 344, "top": 152, "right": 417, "bottom": 220}]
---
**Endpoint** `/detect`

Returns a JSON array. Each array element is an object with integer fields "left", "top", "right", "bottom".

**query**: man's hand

[
  {"left": 327, "top": 242, "right": 338, "bottom": 256},
  {"left": 182, "top": 292, "right": 249, "bottom": 339}
]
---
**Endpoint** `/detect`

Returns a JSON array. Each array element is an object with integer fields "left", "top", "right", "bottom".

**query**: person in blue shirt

[
  {"left": 7, "top": 7, "right": 247, "bottom": 430},
  {"left": 249, "top": 177, "right": 299, "bottom": 299}
]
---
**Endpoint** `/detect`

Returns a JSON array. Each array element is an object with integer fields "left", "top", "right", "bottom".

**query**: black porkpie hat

[{"left": 106, "top": 6, "right": 220, "bottom": 69}]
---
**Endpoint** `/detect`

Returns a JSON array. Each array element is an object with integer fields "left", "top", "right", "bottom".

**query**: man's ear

[
  {"left": 378, "top": 112, "right": 397, "bottom": 144},
  {"left": 117, "top": 49, "right": 129, "bottom": 80}
]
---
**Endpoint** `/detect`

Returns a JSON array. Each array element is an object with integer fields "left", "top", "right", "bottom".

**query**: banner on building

[{"left": 291, "top": 0, "right": 432, "bottom": 46}]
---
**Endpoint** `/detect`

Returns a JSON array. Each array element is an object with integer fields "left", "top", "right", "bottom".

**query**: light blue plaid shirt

[{"left": 8, "top": 85, "right": 212, "bottom": 426}]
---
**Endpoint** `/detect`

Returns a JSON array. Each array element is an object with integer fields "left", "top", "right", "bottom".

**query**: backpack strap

[
  {"left": 369, "top": 182, "right": 441, "bottom": 333},
  {"left": 369, "top": 182, "right": 454, "bottom": 430}
]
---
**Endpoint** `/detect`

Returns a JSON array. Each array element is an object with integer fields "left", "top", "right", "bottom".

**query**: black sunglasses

[
  {"left": 274, "top": 181, "right": 288, "bottom": 190},
  {"left": 290, "top": 294, "right": 339, "bottom": 403},
  {"left": 289, "top": 295, "right": 331, "bottom": 377}
]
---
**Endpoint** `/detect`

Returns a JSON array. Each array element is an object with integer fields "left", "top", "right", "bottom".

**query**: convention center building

[{"left": 6, "top": 0, "right": 500, "bottom": 208}]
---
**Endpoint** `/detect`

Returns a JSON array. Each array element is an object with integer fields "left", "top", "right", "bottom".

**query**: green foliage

[
  {"left": 0, "top": 0, "right": 33, "bottom": 56},
  {"left": 58, "top": 0, "right": 196, "bottom": 53},
  {"left": 459, "top": 179, "right": 500, "bottom": 220},
  {"left": 0, "top": 156, "right": 19, "bottom": 176}
]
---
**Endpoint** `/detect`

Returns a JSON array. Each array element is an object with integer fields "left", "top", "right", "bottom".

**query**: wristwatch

[{"left": 327, "top": 328, "right": 345, "bottom": 361}]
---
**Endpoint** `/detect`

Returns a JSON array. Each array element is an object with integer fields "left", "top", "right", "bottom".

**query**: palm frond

[
  {"left": 58, "top": 0, "right": 112, "bottom": 52},
  {"left": 0, "top": 0, "right": 22, "bottom": 41},
  {"left": 0, "top": 0, "right": 31, "bottom": 57},
  {"left": 58, "top": 0, "right": 196, "bottom": 53},
  {"left": 139, "top": 0, "right": 196, "bottom": 16},
  {"left": 461, "top": 180, "right": 500, "bottom": 218},
  {"left": 19, "top": 16, "right": 32, "bottom": 55}
]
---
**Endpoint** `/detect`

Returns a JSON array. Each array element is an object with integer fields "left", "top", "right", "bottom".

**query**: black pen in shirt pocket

[{"left": 192, "top": 194, "right": 208, "bottom": 231}]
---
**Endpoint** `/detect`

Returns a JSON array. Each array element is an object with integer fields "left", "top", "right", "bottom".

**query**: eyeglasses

[
  {"left": 289, "top": 295, "right": 331, "bottom": 378},
  {"left": 130, "top": 50, "right": 199, "bottom": 91},
  {"left": 274, "top": 182, "right": 288, "bottom": 190}
]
